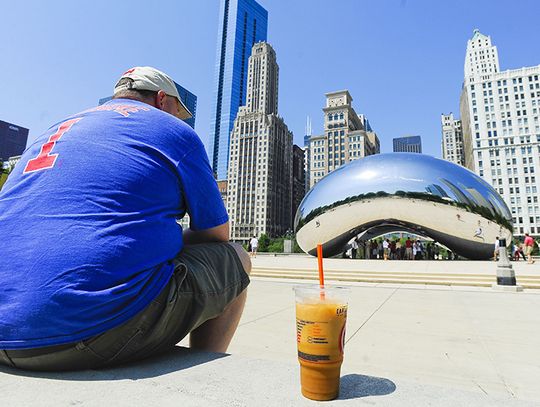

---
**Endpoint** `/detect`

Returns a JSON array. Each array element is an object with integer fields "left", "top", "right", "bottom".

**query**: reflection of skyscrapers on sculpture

[
  {"left": 459, "top": 29, "right": 540, "bottom": 237},
  {"left": 208, "top": 0, "right": 268, "bottom": 180},
  {"left": 295, "top": 153, "right": 513, "bottom": 260},
  {"left": 227, "top": 42, "right": 293, "bottom": 241},
  {"left": 307, "top": 91, "right": 380, "bottom": 189}
]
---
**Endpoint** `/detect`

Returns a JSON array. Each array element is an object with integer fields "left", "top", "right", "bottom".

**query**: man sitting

[{"left": 0, "top": 67, "right": 250, "bottom": 371}]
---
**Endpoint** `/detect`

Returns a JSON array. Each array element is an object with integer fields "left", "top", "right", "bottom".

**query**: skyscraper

[
  {"left": 308, "top": 90, "right": 380, "bottom": 188},
  {"left": 227, "top": 42, "right": 292, "bottom": 241},
  {"left": 209, "top": 0, "right": 268, "bottom": 180},
  {"left": 460, "top": 29, "right": 540, "bottom": 236},
  {"left": 393, "top": 136, "right": 422, "bottom": 153},
  {"left": 303, "top": 117, "right": 312, "bottom": 192},
  {"left": 292, "top": 144, "right": 306, "bottom": 225},
  {"left": 98, "top": 82, "right": 197, "bottom": 129},
  {"left": 0, "top": 120, "right": 29, "bottom": 161},
  {"left": 441, "top": 113, "right": 465, "bottom": 166}
]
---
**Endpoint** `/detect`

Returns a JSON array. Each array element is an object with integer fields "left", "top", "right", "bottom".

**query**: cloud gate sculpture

[{"left": 295, "top": 153, "right": 513, "bottom": 260}]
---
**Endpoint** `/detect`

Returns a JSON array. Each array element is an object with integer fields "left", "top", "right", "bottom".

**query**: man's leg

[{"left": 189, "top": 243, "right": 251, "bottom": 353}]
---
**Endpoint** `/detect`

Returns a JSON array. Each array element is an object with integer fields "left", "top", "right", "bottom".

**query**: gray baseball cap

[{"left": 114, "top": 66, "right": 192, "bottom": 119}]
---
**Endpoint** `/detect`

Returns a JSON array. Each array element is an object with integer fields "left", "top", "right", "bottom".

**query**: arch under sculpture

[{"left": 295, "top": 153, "right": 513, "bottom": 260}]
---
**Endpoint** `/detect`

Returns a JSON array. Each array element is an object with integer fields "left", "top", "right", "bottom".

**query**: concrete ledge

[
  {"left": 0, "top": 347, "right": 536, "bottom": 406},
  {"left": 492, "top": 284, "right": 524, "bottom": 292}
]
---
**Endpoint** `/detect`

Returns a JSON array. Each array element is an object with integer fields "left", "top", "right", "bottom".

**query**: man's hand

[{"left": 183, "top": 222, "right": 230, "bottom": 245}]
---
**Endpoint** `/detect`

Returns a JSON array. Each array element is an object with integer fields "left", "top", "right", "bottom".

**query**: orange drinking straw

[{"left": 317, "top": 244, "right": 325, "bottom": 299}]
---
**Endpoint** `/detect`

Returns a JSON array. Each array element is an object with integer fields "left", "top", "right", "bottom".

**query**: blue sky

[{"left": 2, "top": 0, "right": 540, "bottom": 157}]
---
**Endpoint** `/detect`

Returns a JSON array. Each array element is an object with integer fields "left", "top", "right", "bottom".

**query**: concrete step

[
  {"left": 253, "top": 267, "right": 539, "bottom": 279},
  {"left": 251, "top": 269, "right": 540, "bottom": 289}
]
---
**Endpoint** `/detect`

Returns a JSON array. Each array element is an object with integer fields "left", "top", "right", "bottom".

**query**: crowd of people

[
  {"left": 344, "top": 237, "right": 457, "bottom": 260},
  {"left": 343, "top": 233, "right": 538, "bottom": 263},
  {"left": 510, "top": 233, "right": 537, "bottom": 264}
]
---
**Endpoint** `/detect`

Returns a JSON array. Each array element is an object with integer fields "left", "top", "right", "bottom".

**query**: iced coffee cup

[{"left": 294, "top": 285, "right": 349, "bottom": 401}]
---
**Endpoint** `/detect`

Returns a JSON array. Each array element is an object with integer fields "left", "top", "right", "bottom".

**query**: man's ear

[{"left": 155, "top": 90, "right": 167, "bottom": 110}]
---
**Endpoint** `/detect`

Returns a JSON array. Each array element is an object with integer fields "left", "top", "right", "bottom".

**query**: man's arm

[{"left": 183, "top": 221, "right": 230, "bottom": 245}]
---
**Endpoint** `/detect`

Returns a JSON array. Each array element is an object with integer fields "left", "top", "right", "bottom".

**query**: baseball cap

[{"left": 113, "top": 66, "right": 192, "bottom": 120}]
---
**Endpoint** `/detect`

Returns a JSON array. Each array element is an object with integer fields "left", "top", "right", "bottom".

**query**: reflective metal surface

[{"left": 295, "top": 153, "right": 513, "bottom": 260}]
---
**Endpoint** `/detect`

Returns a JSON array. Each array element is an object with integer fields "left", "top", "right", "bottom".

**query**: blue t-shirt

[{"left": 0, "top": 99, "right": 228, "bottom": 349}]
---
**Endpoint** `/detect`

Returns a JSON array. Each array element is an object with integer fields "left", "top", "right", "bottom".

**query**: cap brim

[{"left": 177, "top": 98, "right": 192, "bottom": 120}]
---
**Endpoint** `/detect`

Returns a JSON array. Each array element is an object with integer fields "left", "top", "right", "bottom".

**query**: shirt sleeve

[{"left": 176, "top": 138, "right": 228, "bottom": 231}]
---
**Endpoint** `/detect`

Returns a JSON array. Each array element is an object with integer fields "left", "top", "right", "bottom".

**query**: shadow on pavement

[
  {"left": 0, "top": 346, "right": 228, "bottom": 381},
  {"left": 338, "top": 373, "right": 397, "bottom": 400}
]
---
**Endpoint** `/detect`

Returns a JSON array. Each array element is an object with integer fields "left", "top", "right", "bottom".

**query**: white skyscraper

[
  {"left": 460, "top": 29, "right": 540, "bottom": 236},
  {"left": 441, "top": 113, "right": 465, "bottom": 166},
  {"left": 227, "top": 42, "right": 293, "bottom": 241},
  {"left": 464, "top": 29, "right": 500, "bottom": 80}
]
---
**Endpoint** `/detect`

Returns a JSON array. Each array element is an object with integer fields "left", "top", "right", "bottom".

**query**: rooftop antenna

[{"left": 305, "top": 116, "right": 312, "bottom": 136}]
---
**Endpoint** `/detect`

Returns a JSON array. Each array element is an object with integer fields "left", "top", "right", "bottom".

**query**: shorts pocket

[{"left": 80, "top": 324, "right": 145, "bottom": 363}]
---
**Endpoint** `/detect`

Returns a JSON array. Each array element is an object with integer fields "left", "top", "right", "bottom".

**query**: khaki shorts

[
  {"left": 0, "top": 242, "right": 249, "bottom": 371},
  {"left": 524, "top": 246, "right": 533, "bottom": 256}
]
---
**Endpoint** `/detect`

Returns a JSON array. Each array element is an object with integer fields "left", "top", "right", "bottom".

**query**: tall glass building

[
  {"left": 393, "top": 136, "right": 422, "bottom": 153},
  {"left": 208, "top": 0, "right": 268, "bottom": 180},
  {"left": 98, "top": 82, "right": 197, "bottom": 129}
]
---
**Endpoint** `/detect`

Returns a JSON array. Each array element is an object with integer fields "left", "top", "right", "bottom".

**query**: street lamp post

[{"left": 493, "top": 238, "right": 523, "bottom": 292}]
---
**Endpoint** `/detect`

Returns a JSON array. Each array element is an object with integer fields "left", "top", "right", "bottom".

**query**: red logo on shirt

[{"left": 23, "top": 118, "right": 83, "bottom": 174}]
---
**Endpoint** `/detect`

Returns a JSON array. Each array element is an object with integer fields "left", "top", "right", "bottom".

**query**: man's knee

[{"left": 229, "top": 242, "right": 252, "bottom": 275}]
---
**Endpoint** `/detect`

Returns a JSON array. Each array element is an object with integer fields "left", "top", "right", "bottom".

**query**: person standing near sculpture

[
  {"left": 250, "top": 235, "right": 259, "bottom": 258},
  {"left": 350, "top": 238, "right": 358, "bottom": 259},
  {"left": 0, "top": 67, "right": 251, "bottom": 371},
  {"left": 405, "top": 237, "right": 413, "bottom": 260},
  {"left": 524, "top": 233, "right": 536, "bottom": 264},
  {"left": 433, "top": 244, "right": 440, "bottom": 260},
  {"left": 395, "top": 239, "right": 402, "bottom": 260},
  {"left": 383, "top": 239, "right": 390, "bottom": 260},
  {"left": 514, "top": 241, "right": 526, "bottom": 261},
  {"left": 493, "top": 237, "right": 500, "bottom": 261}
]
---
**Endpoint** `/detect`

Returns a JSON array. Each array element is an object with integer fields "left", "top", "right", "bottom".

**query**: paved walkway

[{"left": 2, "top": 269, "right": 540, "bottom": 405}]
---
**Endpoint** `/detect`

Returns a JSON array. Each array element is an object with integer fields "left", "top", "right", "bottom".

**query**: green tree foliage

[
  {"left": 0, "top": 161, "right": 10, "bottom": 190},
  {"left": 267, "top": 238, "right": 284, "bottom": 253},
  {"left": 258, "top": 234, "right": 270, "bottom": 252},
  {"left": 0, "top": 173, "right": 7, "bottom": 190}
]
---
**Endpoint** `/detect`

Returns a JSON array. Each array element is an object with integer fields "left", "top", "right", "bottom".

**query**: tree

[
  {"left": 267, "top": 238, "right": 284, "bottom": 253},
  {"left": 258, "top": 234, "right": 270, "bottom": 252},
  {"left": 0, "top": 161, "right": 9, "bottom": 190}
]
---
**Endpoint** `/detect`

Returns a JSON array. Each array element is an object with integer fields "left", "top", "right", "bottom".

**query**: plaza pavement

[{"left": 1, "top": 259, "right": 540, "bottom": 406}]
